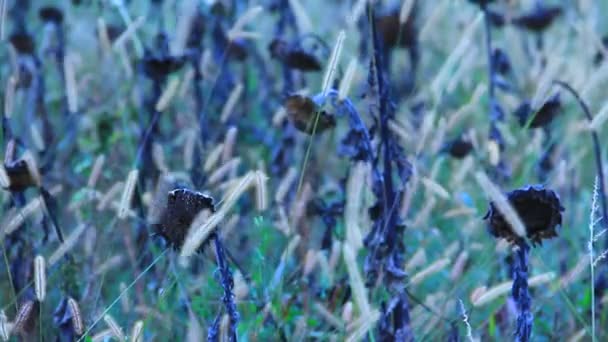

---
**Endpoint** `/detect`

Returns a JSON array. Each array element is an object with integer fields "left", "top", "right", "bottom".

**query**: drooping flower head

[
  {"left": 484, "top": 185, "right": 564, "bottom": 246},
  {"left": 153, "top": 188, "right": 215, "bottom": 250}
]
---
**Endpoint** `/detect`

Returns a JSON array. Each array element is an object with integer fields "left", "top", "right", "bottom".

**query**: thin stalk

[
  {"left": 513, "top": 242, "right": 532, "bottom": 342},
  {"left": 553, "top": 81, "right": 608, "bottom": 229}
]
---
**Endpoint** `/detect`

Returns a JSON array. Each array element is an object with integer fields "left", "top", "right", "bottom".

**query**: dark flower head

[
  {"left": 269, "top": 38, "right": 322, "bottom": 71},
  {"left": 516, "top": 93, "right": 561, "bottom": 128},
  {"left": 594, "top": 35, "right": 608, "bottom": 65},
  {"left": 468, "top": 0, "right": 495, "bottom": 6},
  {"left": 442, "top": 136, "right": 473, "bottom": 159},
  {"left": 376, "top": 9, "right": 417, "bottom": 49},
  {"left": 284, "top": 94, "right": 336, "bottom": 134},
  {"left": 512, "top": 5, "right": 562, "bottom": 32},
  {"left": 484, "top": 185, "right": 564, "bottom": 246},
  {"left": 39, "top": 6, "right": 64, "bottom": 24},
  {"left": 226, "top": 38, "right": 249, "bottom": 61},
  {"left": 142, "top": 53, "right": 186, "bottom": 81},
  {"left": 3, "top": 159, "right": 38, "bottom": 192},
  {"left": 154, "top": 188, "right": 215, "bottom": 249},
  {"left": 492, "top": 48, "right": 511, "bottom": 75},
  {"left": 9, "top": 32, "right": 35, "bottom": 55},
  {"left": 486, "top": 8, "right": 506, "bottom": 27}
]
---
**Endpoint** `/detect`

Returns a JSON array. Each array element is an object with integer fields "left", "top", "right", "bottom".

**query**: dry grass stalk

[
  {"left": 474, "top": 171, "right": 527, "bottom": 238},
  {"left": 64, "top": 54, "right": 79, "bottom": 113},
  {"left": 97, "top": 181, "right": 125, "bottom": 211},
  {"left": 152, "top": 143, "right": 169, "bottom": 174},
  {"left": 347, "top": 0, "right": 366, "bottom": 26},
  {"left": 3, "top": 76, "right": 16, "bottom": 119},
  {"left": 208, "top": 158, "right": 241, "bottom": 185},
  {"left": 568, "top": 329, "right": 586, "bottom": 342},
  {"left": 30, "top": 125, "right": 45, "bottom": 151},
  {"left": 450, "top": 251, "right": 469, "bottom": 280},
  {"left": 119, "top": 282, "right": 130, "bottom": 313},
  {"left": 87, "top": 155, "right": 106, "bottom": 188},
  {"left": 228, "top": 6, "right": 263, "bottom": 40},
  {"left": 313, "top": 302, "right": 344, "bottom": 330},
  {"left": 589, "top": 101, "right": 608, "bottom": 131},
  {"left": 290, "top": 182, "right": 312, "bottom": 229},
  {"left": 13, "top": 301, "right": 34, "bottom": 332},
  {"left": 204, "top": 143, "right": 225, "bottom": 172},
  {"left": 343, "top": 244, "right": 372, "bottom": 317},
  {"left": 112, "top": 16, "right": 145, "bottom": 51},
  {"left": 322, "top": 30, "right": 346, "bottom": 96},
  {"left": 117, "top": 45, "right": 133, "bottom": 78},
  {"left": 183, "top": 130, "right": 196, "bottom": 170},
  {"left": 171, "top": 0, "right": 197, "bottom": 56},
  {"left": 421, "top": 177, "right": 450, "bottom": 200},
  {"left": 409, "top": 257, "right": 451, "bottom": 285},
  {"left": 0, "top": 165, "right": 9, "bottom": 188},
  {"left": 234, "top": 271, "right": 249, "bottom": 300},
  {"left": 130, "top": 320, "right": 144, "bottom": 342},
  {"left": 155, "top": 77, "right": 181, "bottom": 112},
  {"left": 388, "top": 119, "right": 414, "bottom": 144},
  {"left": 341, "top": 301, "right": 353, "bottom": 323},
  {"left": 118, "top": 169, "right": 139, "bottom": 219},
  {"left": 430, "top": 12, "right": 482, "bottom": 98},
  {"left": 49, "top": 224, "right": 88, "bottom": 266},
  {"left": 272, "top": 107, "right": 287, "bottom": 126},
  {"left": 303, "top": 249, "right": 318, "bottom": 276},
  {"left": 0, "top": 0, "right": 6, "bottom": 39},
  {"left": 221, "top": 127, "right": 239, "bottom": 162},
  {"left": 2, "top": 197, "right": 43, "bottom": 237},
  {"left": 288, "top": 0, "right": 312, "bottom": 33},
  {"left": 345, "top": 309, "right": 380, "bottom": 342},
  {"left": 220, "top": 84, "right": 244, "bottom": 123},
  {"left": 473, "top": 272, "right": 555, "bottom": 307},
  {"left": 338, "top": 58, "right": 358, "bottom": 100},
  {"left": 0, "top": 310, "right": 10, "bottom": 341},
  {"left": 104, "top": 314, "right": 125, "bottom": 341},
  {"left": 91, "top": 329, "right": 113, "bottom": 342},
  {"left": 186, "top": 310, "right": 203, "bottom": 342},
  {"left": 97, "top": 18, "right": 113, "bottom": 54},
  {"left": 329, "top": 240, "right": 342, "bottom": 270},
  {"left": 275, "top": 167, "right": 298, "bottom": 203},
  {"left": 181, "top": 172, "right": 257, "bottom": 257},
  {"left": 399, "top": 0, "right": 416, "bottom": 23},
  {"left": 34, "top": 255, "right": 46, "bottom": 302},
  {"left": 405, "top": 248, "right": 427, "bottom": 272},
  {"left": 67, "top": 297, "right": 84, "bottom": 336},
  {"left": 345, "top": 162, "right": 366, "bottom": 252}
]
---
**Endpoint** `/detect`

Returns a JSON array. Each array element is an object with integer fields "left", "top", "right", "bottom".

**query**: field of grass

[{"left": 1, "top": 0, "right": 608, "bottom": 341}]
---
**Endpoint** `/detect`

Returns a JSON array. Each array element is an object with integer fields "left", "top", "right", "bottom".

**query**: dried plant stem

[
  {"left": 553, "top": 81, "right": 607, "bottom": 229},
  {"left": 513, "top": 242, "right": 532, "bottom": 342}
]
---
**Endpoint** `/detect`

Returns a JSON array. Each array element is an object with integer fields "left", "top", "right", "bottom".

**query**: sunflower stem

[{"left": 513, "top": 241, "right": 532, "bottom": 342}]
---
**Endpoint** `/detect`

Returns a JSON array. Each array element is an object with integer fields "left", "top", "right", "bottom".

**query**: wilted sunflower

[
  {"left": 442, "top": 136, "right": 474, "bottom": 159},
  {"left": 39, "top": 6, "right": 64, "bottom": 24},
  {"left": 515, "top": 93, "right": 562, "bottom": 128},
  {"left": 512, "top": 5, "right": 562, "bottom": 32},
  {"left": 484, "top": 185, "right": 564, "bottom": 246},
  {"left": 284, "top": 94, "right": 336, "bottom": 134},
  {"left": 9, "top": 32, "right": 35, "bottom": 55},
  {"left": 269, "top": 38, "right": 322, "bottom": 72},
  {"left": 153, "top": 188, "right": 216, "bottom": 250}
]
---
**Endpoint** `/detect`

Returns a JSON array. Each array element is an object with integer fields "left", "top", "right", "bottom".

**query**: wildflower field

[{"left": 1, "top": 0, "right": 608, "bottom": 341}]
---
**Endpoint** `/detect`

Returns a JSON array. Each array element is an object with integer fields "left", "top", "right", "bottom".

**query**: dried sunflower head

[
  {"left": 284, "top": 94, "right": 336, "bottom": 134},
  {"left": 484, "top": 185, "right": 564, "bottom": 246},
  {"left": 39, "top": 6, "right": 64, "bottom": 24},
  {"left": 153, "top": 188, "right": 215, "bottom": 250},
  {"left": 512, "top": 5, "right": 562, "bottom": 33}
]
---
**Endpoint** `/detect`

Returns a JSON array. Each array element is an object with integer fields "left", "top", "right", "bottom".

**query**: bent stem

[{"left": 552, "top": 81, "right": 608, "bottom": 229}]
